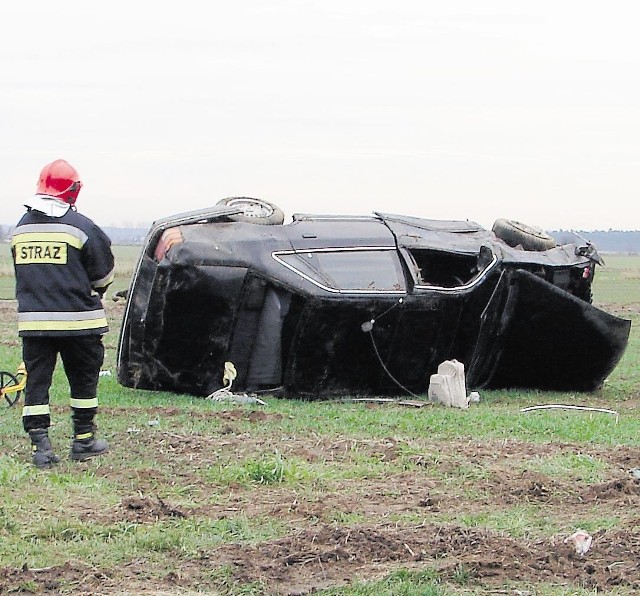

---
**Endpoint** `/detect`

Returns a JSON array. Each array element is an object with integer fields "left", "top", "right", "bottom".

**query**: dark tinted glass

[{"left": 280, "top": 250, "right": 405, "bottom": 291}]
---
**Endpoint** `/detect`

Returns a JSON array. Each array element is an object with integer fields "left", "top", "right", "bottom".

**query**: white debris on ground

[
  {"left": 428, "top": 359, "right": 469, "bottom": 409},
  {"left": 564, "top": 530, "right": 593, "bottom": 555}
]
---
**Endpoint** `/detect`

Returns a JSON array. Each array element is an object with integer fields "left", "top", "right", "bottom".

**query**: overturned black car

[{"left": 116, "top": 197, "right": 630, "bottom": 398}]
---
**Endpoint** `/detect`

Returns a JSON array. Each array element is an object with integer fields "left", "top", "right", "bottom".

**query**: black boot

[
  {"left": 70, "top": 425, "right": 109, "bottom": 461},
  {"left": 29, "top": 429, "right": 61, "bottom": 468}
]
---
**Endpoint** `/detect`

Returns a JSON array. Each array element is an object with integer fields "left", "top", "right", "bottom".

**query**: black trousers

[{"left": 21, "top": 335, "right": 105, "bottom": 433}]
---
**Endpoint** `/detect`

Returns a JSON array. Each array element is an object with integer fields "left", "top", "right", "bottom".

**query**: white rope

[
  {"left": 205, "top": 378, "right": 267, "bottom": 405},
  {"left": 206, "top": 386, "right": 235, "bottom": 400},
  {"left": 520, "top": 404, "right": 619, "bottom": 423}
]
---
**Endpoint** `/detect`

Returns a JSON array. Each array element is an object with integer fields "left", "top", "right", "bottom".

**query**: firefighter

[{"left": 11, "top": 159, "right": 115, "bottom": 467}]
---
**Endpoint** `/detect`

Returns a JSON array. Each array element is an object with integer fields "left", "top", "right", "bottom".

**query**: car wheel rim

[{"left": 227, "top": 198, "right": 274, "bottom": 218}]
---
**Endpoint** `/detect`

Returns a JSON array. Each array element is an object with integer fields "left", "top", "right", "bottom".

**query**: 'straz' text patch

[{"left": 15, "top": 242, "right": 68, "bottom": 264}]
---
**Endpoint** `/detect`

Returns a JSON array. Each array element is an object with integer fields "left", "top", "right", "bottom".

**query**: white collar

[{"left": 24, "top": 195, "right": 71, "bottom": 217}]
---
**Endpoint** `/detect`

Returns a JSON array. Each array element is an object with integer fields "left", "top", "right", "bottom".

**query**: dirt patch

[
  {"left": 211, "top": 523, "right": 640, "bottom": 593},
  {"left": 3, "top": 424, "right": 640, "bottom": 594},
  {"left": 4, "top": 522, "right": 639, "bottom": 594}
]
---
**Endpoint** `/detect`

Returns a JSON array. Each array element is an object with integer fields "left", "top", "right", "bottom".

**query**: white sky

[{"left": 1, "top": 1, "right": 639, "bottom": 231}]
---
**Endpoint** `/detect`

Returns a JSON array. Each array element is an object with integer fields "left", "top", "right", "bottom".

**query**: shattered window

[{"left": 277, "top": 249, "right": 406, "bottom": 292}]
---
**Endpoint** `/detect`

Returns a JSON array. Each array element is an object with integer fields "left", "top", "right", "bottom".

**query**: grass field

[{"left": 0, "top": 249, "right": 638, "bottom": 594}]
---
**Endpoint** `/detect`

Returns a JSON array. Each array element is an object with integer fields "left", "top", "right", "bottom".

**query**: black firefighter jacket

[{"left": 11, "top": 207, "right": 115, "bottom": 337}]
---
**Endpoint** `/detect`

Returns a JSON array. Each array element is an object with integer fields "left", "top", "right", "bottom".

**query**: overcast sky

[{"left": 1, "top": 1, "right": 639, "bottom": 231}]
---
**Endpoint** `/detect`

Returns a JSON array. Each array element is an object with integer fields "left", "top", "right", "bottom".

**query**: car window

[
  {"left": 275, "top": 249, "right": 406, "bottom": 293},
  {"left": 406, "top": 245, "right": 498, "bottom": 290}
]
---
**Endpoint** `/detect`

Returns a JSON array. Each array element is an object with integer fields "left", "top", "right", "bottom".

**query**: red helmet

[{"left": 36, "top": 159, "right": 83, "bottom": 205}]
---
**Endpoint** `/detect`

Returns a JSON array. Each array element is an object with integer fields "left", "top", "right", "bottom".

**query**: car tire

[
  {"left": 492, "top": 219, "right": 556, "bottom": 251},
  {"left": 217, "top": 197, "right": 285, "bottom": 225}
]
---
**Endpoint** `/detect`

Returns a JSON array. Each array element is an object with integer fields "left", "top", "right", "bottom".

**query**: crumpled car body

[{"left": 116, "top": 205, "right": 631, "bottom": 398}]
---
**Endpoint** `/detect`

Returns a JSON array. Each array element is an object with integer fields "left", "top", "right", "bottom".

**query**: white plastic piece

[
  {"left": 564, "top": 530, "right": 593, "bottom": 555},
  {"left": 428, "top": 360, "right": 469, "bottom": 409}
]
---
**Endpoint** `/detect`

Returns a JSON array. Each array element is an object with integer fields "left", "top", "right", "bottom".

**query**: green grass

[
  {"left": 523, "top": 452, "right": 609, "bottom": 482},
  {"left": 592, "top": 254, "right": 640, "bottom": 305},
  {"left": 205, "top": 450, "right": 319, "bottom": 487},
  {"left": 318, "top": 569, "right": 446, "bottom": 595}
]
